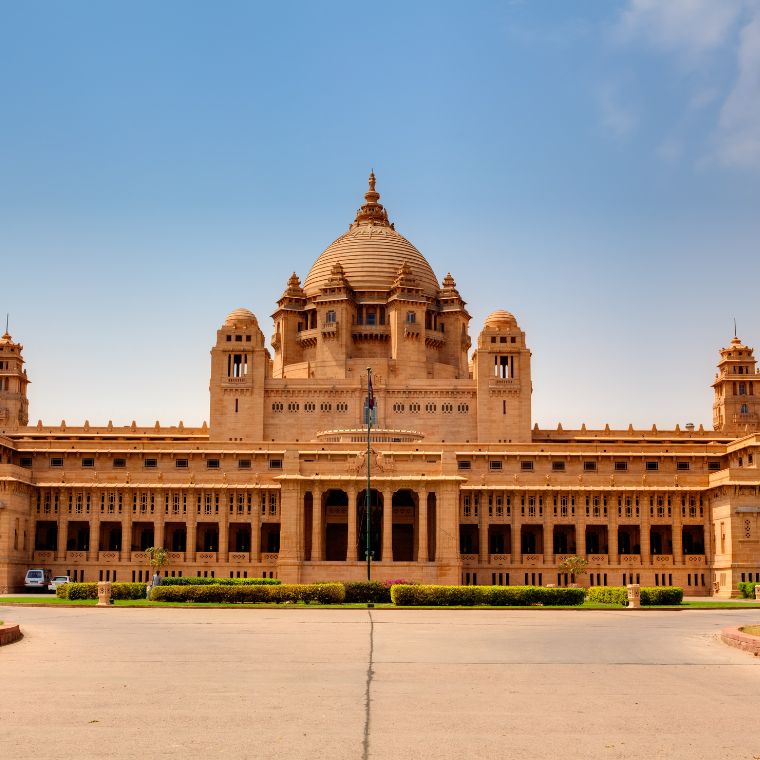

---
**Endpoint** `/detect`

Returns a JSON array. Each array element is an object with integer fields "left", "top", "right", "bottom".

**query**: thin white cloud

[
  {"left": 599, "top": 83, "right": 638, "bottom": 138},
  {"left": 617, "top": 0, "right": 744, "bottom": 67},
  {"left": 716, "top": 9, "right": 760, "bottom": 168}
]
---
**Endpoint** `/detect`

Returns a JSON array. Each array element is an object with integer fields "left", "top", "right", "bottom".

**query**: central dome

[{"left": 303, "top": 173, "right": 439, "bottom": 299}]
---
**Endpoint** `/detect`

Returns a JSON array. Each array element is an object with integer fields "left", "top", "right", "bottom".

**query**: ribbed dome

[
  {"left": 224, "top": 308, "right": 257, "bottom": 328},
  {"left": 484, "top": 310, "right": 518, "bottom": 329},
  {"left": 302, "top": 173, "right": 439, "bottom": 298}
]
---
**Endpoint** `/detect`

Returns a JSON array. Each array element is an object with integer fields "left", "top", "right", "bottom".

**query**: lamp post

[{"left": 365, "top": 367, "right": 375, "bottom": 580}]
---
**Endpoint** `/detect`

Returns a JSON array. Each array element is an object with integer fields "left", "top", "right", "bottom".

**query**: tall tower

[
  {"left": 0, "top": 328, "right": 29, "bottom": 434},
  {"left": 712, "top": 335, "right": 759, "bottom": 434},
  {"left": 472, "top": 310, "right": 532, "bottom": 442},
  {"left": 209, "top": 309, "right": 269, "bottom": 442}
]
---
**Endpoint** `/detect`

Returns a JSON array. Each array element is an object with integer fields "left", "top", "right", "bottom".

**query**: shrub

[
  {"left": 738, "top": 582, "right": 758, "bottom": 599},
  {"left": 56, "top": 582, "right": 147, "bottom": 600},
  {"left": 158, "top": 577, "right": 281, "bottom": 587},
  {"left": 150, "top": 582, "right": 345, "bottom": 605},
  {"left": 640, "top": 587, "right": 683, "bottom": 605},
  {"left": 585, "top": 586, "right": 683, "bottom": 606},
  {"left": 343, "top": 581, "right": 392, "bottom": 604},
  {"left": 390, "top": 585, "right": 585, "bottom": 607},
  {"left": 585, "top": 587, "right": 628, "bottom": 606}
]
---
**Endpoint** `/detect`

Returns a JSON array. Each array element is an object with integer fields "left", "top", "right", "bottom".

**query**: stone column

[
  {"left": 312, "top": 487, "right": 323, "bottom": 562},
  {"left": 671, "top": 517, "right": 682, "bottom": 566},
  {"left": 57, "top": 504, "right": 68, "bottom": 562},
  {"left": 640, "top": 512, "right": 650, "bottom": 567},
  {"left": 347, "top": 484, "right": 358, "bottom": 562},
  {"left": 251, "top": 490, "right": 261, "bottom": 563},
  {"left": 437, "top": 482, "right": 462, "bottom": 584},
  {"left": 511, "top": 491, "right": 521, "bottom": 563},
  {"left": 218, "top": 503, "right": 228, "bottom": 563},
  {"left": 608, "top": 520, "right": 618, "bottom": 562},
  {"left": 88, "top": 513, "right": 100, "bottom": 562},
  {"left": 418, "top": 493, "right": 428, "bottom": 563},
  {"left": 121, "top": 510, "right": 132, "bottom": 563},
  {"left": 543, "top": 519, "right": 553, "bottom": 563},
  {"left": 478, "top": 492, "right": 489, "bottom": 564},
  {"left": 186, "top": 503, "right": 197, "bottom": 565},
  {"left": 576, "top": 521, "right": 586, "bottom": 556},
  {"left": 154, "top": 518, "right": 165, "bottom": 552},
  {"left": 382, "top": 488, "right": 393, "bottom": 563}
]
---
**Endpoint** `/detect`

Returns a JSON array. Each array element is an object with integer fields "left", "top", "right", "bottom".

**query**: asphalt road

[{"left": 1, "top": 606, "right": 759, "bottom": 760}]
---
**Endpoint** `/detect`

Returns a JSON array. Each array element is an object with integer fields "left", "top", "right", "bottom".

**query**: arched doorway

[{"left": 392, "top": 489, "right": 418, "bottom": 562}]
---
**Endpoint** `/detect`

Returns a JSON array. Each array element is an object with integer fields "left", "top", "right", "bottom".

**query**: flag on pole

[{"left": 367, "top": 371, "right": 375, "bottom": 410}]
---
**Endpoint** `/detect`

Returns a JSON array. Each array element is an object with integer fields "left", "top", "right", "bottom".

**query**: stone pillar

[
  {"left": 627, "top": 583, "right": 641, "bottom": 609},
  {"left": 640, "top": 518, "right": 650, "bottom": 567},
  {"left": 57, "top": 515, "right": 68, "bottom": 562},
  {"left": 511, "top": 496, "right": 521, "bottom": 563},
  {"left": 88, "top": 514, "right": 100, "bottom": 562},
  {"left": 347, "top": 484, "right": 358, "bottom": 562},
  {"left": 608, "top": 521, "right": 618, "bottom": 562},
  {"left": 382, "top": 488, "right": 393, "bottom": 563},
  {"left": 478, "top": 492, "right": 489, "bottom": 564},
  {"left": 121, "top": 516, "right": 131, "bottom": 563},
  {"left": 251, "top": 491, "right": 261, "bottom": 563},
  {"left": 543, "top": 520, "right": 553, "bottom": 563},
  {"left": 186, "top": 518, "right": 197, "bottom": 564},
  {"left": 154, "top": 519, "right": 165, "bottom": 552},
  {"left": 218, "top": 509, "right": 228, "bottom": 563},
  {"left": 312, "top": 488, "right": 323, "bottom": 562},
  {"left": 97, "top": 581, "right": 113, "bottom": 607},
  {"left": 437, "top": 482, "right": 462, "bottom": 584},
  {"left": 576, "top": 521, "right": 586, "bottom": 557},
  {"left": 418, "top": 493, "right": 428, "bottom": 563},
  {"left": 671, "top": 522, "right": 682, "bottom": 566}
]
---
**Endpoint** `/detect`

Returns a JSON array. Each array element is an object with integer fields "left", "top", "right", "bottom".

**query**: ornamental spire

[{"left": 352, "top": 171, "right": 392, "bottom": 229}]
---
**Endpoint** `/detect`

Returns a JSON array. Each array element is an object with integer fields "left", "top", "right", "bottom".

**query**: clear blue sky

[{"left": 1, "top": 0, "right": 758, "bottom": 429}]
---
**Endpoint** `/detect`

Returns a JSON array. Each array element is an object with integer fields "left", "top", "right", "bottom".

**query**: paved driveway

[{"left": 1, "top": 607, "right": 758, "bottom": 760}]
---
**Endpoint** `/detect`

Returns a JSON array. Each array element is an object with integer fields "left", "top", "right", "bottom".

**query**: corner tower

[
  {"left": 0, "top": 328, "right": 29, "bottom": 434},
  {"left": 472, "top": 311, "right": 532, "bottom": 443},
  {"left": 209, "top": 309, "right": 269, "bottom": 442},
  {"left": 712, "top": 335, "right": 759, "bottom": 434}
]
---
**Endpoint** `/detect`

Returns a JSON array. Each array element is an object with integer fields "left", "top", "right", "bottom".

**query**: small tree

[
  {"left": 144, "top": 546, "right": 169, "bottom": 579},
  {"left": 558, "top": 555, "right": 589, "bottom": 585}
]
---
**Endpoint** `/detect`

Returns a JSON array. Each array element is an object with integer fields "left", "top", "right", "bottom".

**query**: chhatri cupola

[{"left": 271, "top": 173, "right": 471, "bottom": 381}]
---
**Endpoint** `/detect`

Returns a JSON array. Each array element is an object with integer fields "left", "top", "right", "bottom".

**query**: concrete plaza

[{"left": 1, "top": 606, "right": 759, "bottom": 759}]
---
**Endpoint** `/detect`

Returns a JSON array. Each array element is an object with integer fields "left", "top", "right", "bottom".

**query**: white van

[{"left": 24, "top": 568, "right": 52, "bottom": 591}]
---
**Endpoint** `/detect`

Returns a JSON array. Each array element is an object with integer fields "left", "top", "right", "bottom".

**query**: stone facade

[{"left": 1, "top": 175, "right": 759, "bottom": 596}]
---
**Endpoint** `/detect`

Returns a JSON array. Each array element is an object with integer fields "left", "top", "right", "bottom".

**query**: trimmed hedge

[
  {"left": 56, "top": 582, "right": 147, "bottom": 600},
  {"left": 150, "top": 582, "right": 345, "bottom": 605},
  {"left": 158, "top": 577, "right": 281, "bottom": 587},
  {"left": 342, "top": 581, "right": 392, "bottom": 604},
  {"left": 585, "top": 587, "right": 628, "bottom": 606},
  {"left": 585, "top": 586, "right": 684, "bottom": 606},
  {"left": 738, "top": 582, "right": 758, "bottom": 599},
  {"left": 390, "top": 585, "right": 585, "bottom": 607}
]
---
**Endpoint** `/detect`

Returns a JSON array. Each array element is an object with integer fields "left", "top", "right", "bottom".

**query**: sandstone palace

[{"left": 1, "top": 175, "right": 758, "bottom": 595}]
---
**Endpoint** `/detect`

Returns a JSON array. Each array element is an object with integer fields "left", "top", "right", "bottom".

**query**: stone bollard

[
  {"left": 627, "top": 583, "right": 641, "bottom": 609},
  {"left": 755, "top": 585, "right": 760, "bottom": 601},
  {"left": 97, "top": 581, "right": 113, "bottom": 607}
]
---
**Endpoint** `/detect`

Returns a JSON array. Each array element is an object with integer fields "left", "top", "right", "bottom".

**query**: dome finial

[{"left": 353, "top": 171, "right": 390, "bottom": 228}]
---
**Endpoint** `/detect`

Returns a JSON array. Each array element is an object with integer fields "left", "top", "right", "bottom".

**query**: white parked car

[
  {"left": 47, "top": 575, "right": 71, "bottom": 593},
  {"left": 25, "top": 568, "right": 52, "bottom": 591}
]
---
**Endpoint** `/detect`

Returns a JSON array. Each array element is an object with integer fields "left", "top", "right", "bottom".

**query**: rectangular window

[
  {"left": 20, "top": 456, "right": 32, "bottom": 468},
  {"left": 583, "top": 461, "right": 597, "bottom": 471},
  {"left": 614, "top": 461, "right": 628, "bottom": 471},
  {"left": 520, "top": 461, "right": 534, "bottom": 471},
  {"left": 489, "top": 460, "right": 502, "bottom": 471},
  {"left": 113, "top": 458, "right": 127, "bottom": 469},
  {"left": 207, "top": 459, "right": 220, "bottom": 469},
  {"left": 82, "top": 457, "right": 95, "bottom": 468},
  {"left": 551, "top": 461, "right": 565, "bottom": 472},
  {"left": 175, "top": 459, "right": 189, "bottom": 469},
  {"left": 269, "top": 459, "right": 283, "bottom": 470},
  {"left": 325, "top": 310, "right": 336, "bottom": 324},
  {"left": 457, "top": 461, "right": 471, "bottom": 471},
  {"left": 676, "top": 461, "right": 690, "bottom": 471},
  {"left": 645, "top": 461, "right": 659, "bottom": 471},
  {"left": 406, "top": 311, "right": 416, "bottom": 324},
  {"left": 707, "top": 461, "right": 721, "bottom": 471},
  {"left": 144, "top": 458, "right": 158, "bottom": 469},
  {"left": 238, "top": 459, "right": 251, "bottom": 469},
  {"left": 50, "top": 457, "right": 64, "bottom": 468}
]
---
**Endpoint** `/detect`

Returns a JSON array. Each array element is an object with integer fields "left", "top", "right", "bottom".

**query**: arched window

[{"left": 740, "top": 403, "right": 749, "bottom": 414}]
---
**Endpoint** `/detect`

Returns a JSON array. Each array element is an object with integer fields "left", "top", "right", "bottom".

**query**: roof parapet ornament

[{"left": 352, "top": 171, "right": 392, "bottom": 229}]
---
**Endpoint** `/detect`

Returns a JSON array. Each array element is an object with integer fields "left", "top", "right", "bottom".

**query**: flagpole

[{"left": 366, "top": 366, "right": 372, "bottom": 581}]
